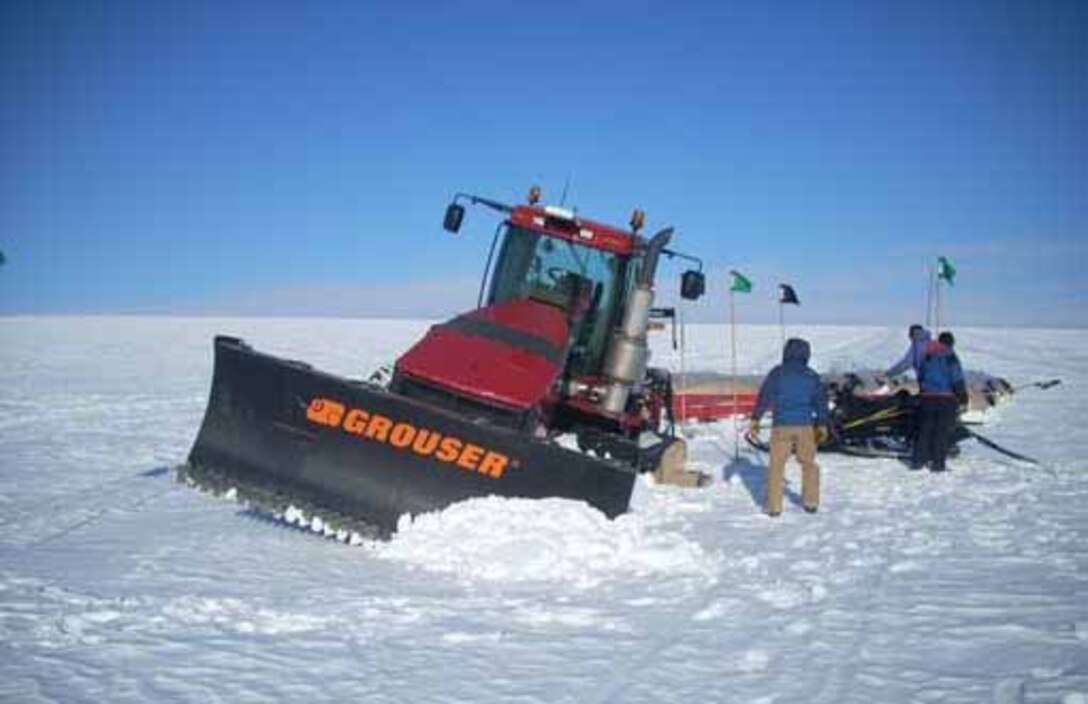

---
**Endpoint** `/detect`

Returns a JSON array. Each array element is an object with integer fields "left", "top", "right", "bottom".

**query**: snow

[
  {"left": 1, "top": 315, "right": 1086, "bottom": 703},
  {"left": 380, "top": 492, "right": 719, "bottom": 587}
]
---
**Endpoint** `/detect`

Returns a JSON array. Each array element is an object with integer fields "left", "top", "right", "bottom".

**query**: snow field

[{"left": 0, "top": 316, "right": 1086, "bottom": 703}]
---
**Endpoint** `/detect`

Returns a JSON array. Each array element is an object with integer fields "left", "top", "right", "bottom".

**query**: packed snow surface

[{"left": 1, "top": 316, "right": 1086, "bottom": 703}]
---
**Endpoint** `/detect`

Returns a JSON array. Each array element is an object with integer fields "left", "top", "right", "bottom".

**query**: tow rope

[
  {"left": 1014, "top": 378, "right": 1061, "bottom": 392},
  {"left": 967, "top": 429, "right": 1042, "bottom": 466}
]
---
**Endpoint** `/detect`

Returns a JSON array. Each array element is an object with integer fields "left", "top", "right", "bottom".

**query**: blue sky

[{"left": 1, "top": 0, "right": 1084, "bottom": 326}]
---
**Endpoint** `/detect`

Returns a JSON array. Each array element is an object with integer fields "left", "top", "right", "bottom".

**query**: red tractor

[{"left": 183, "top": 187, "right": 707, "bottom": 536}]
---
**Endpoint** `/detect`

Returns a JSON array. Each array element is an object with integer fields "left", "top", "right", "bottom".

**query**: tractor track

[{"left": 8, "top": 469, "right": 179, "bottom": 550}]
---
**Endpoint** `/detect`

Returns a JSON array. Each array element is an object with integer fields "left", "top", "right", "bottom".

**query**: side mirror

[
  {"left": 443, "top": 203, "right": 465, "bottom": 233},
  {"left": 681, "top": 270, "right": 705, "bottom": 300}
]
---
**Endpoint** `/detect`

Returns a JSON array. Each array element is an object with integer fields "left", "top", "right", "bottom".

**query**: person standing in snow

[
  {"left": 747, "top": 338, "right": 830, "bottom": 517},
  {"left": 912, "top": 331, "right": 967, "bottom": 472},
  {"left": 885, "top": 324, "right": 932, "bottom": 380},
  {"left": 883, "top": 325, "right": 932, "bottom": 451}
]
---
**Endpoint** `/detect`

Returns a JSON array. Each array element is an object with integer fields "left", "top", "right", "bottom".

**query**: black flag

[{"left": 779, "top": 283, "right": 800, "bottom": 305}]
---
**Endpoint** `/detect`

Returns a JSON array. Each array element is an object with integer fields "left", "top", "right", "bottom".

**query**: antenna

[{"left": 559, "top": 172, "right": 573, "bottom": 207}]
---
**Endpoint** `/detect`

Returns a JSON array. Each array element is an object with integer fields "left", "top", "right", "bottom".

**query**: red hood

[{"left": 395, "top": 299, "right": 571, "bottom": 411}]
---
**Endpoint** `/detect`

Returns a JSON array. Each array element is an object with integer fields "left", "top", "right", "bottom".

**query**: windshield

[{"left": 488, "top": 225, "right": 628, "bottom": 375}]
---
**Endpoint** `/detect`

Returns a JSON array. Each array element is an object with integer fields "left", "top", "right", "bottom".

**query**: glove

[
  {"left": 746, "top": 419, "right": 761, "bottom": 442},
  {"left": 815, "top": 424, "right": 830, "bottom": 445},
  {"left": 955, "top": 385, "right": 969, "bottom": 411}
]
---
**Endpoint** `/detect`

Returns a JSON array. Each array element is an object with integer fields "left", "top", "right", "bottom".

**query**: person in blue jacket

[
  {"left": 886, "top": 324, "right": 932, "bottom": 379},
  {"left": 747, "top": 338, "right": 830, "bottom": 516},
  {"left": 912, "top": 331, "right": 967, "bottom": 472}
]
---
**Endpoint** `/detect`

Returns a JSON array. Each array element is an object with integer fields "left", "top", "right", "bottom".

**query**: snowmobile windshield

[{"left": 488, "top": 225, "right": 629, "bottom": 375}]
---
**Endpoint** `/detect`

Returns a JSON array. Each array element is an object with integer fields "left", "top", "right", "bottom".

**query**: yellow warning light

[
  {"left": 527, "top": 185, "right": 542, "bottom": 205},
  {"left": 630, "top": 208, "right": 645, "bottom": 232}
]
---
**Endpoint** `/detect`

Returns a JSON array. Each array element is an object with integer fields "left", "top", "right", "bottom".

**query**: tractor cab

[
  {"left": 485, "top": 208, "right": 636, "bottom": 377},
  {"left": 395, "top": 187, "right": 704, "bottom": 433}
]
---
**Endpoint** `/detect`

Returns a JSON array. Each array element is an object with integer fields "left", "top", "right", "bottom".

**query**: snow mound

[{"left": 375, "top": 495, "right": 718, "bottom": 586}]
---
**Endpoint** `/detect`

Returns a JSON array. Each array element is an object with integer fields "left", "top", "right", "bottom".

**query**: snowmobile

[
  {"left": 181, "top": 187, "right": 708, "bottom": 537},
  {"left": 746, "top": 372, "right": 1041, "bottom": 464}
]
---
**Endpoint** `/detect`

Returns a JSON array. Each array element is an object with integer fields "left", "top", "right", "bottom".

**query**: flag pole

[
  {"left": 730, "top": 285, "right": 739, "bottom": 461},
  {"left": 778, "top": 299, "right": 785, "bottom": 345},
  {"left": 679, "top": 300, "right": 687, "bottom": 428},
  {"left": 935, "top": 275, "right": 942, "bottom": 332},
  {"left": 925, "top": 260, "right": 935, "bottom": 329}
]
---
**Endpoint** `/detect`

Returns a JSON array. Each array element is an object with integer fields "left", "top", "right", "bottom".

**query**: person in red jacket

[{"left": 912, "top": 331, "right": 967, "bottom": 472}]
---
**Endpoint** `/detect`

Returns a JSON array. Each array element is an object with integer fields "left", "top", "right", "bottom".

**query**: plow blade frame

[{"left": 187, "top": 337, "right": 637, "bottom": 535}]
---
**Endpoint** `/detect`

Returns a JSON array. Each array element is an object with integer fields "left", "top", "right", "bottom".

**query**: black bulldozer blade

[{"left": 185, "top": 336, "right": 637, "bottom": 536}]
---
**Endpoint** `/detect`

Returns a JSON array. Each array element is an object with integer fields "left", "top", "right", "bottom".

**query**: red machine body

[
  {"left": 392, "top": 195, "right": 695, "bottom": 448},
  {"left": 507, "top": 205, "right": 637, "bottom": 256},
  {"left": 395, "top": 299, "right": 571, "bottom": 412}
]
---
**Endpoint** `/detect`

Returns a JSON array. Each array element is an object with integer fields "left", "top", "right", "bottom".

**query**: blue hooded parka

[{"left": 752, "top": 338, "right": 830, "bottom": 427}]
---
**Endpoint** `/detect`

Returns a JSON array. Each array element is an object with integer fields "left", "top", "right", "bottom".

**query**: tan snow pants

[{"left": 766, "top": 425, "right": 820, "bottom": 514}]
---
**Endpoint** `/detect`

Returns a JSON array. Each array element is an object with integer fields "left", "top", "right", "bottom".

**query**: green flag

[
  {"left": 729, "top": 270, "right": 752, "bottom": 294},
  {"left": 937, "top": 256, "right": 956, "bottom": 286}
]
